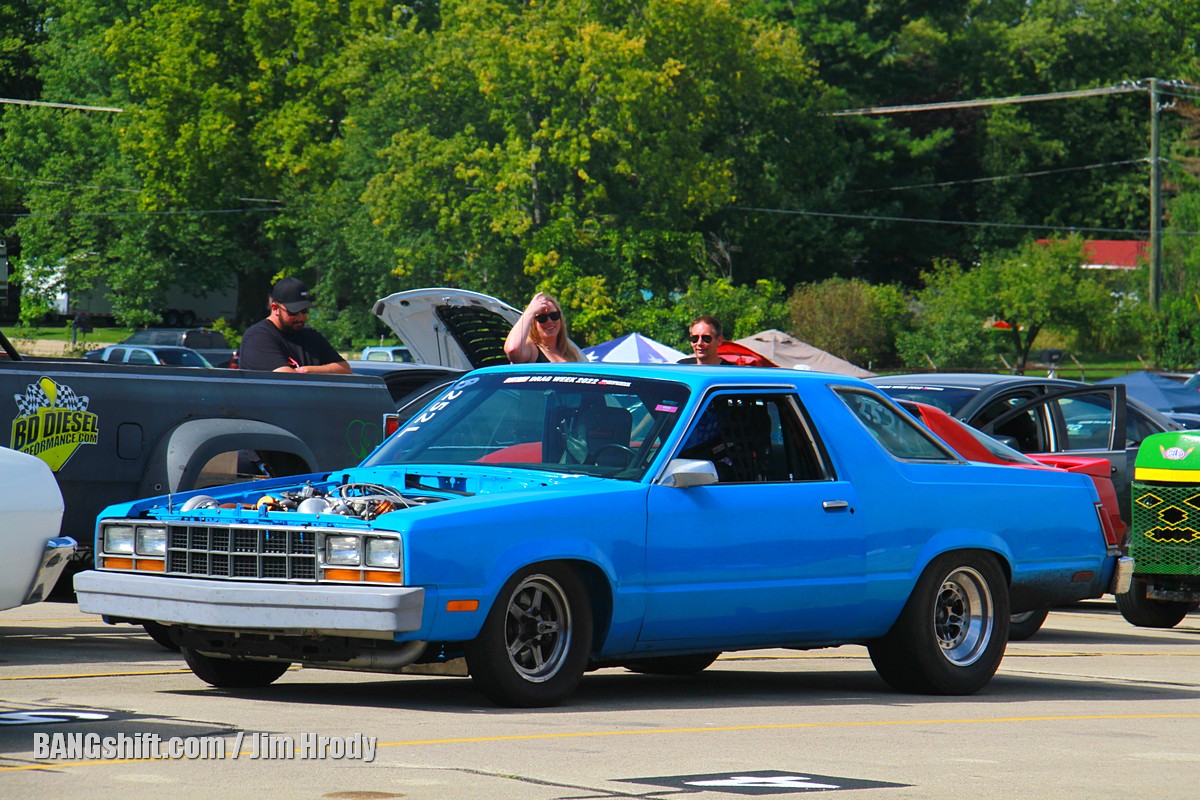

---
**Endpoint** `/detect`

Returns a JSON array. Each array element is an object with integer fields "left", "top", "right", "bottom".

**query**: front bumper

[
  {"left": 22, "top": 537, "right": 76, "bottom": 605},
  {"left": 74, "top": 571, "right": 424, "bottom": 634}
]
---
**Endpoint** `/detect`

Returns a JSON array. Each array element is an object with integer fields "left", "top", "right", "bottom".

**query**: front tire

[
  {"left": 869, "top": 551, "right": 1010, "bottom": 695},
  {"left": 465, "top": 565, "right": 593, "bottom": 707},
  {"left": 1008, "top": 608, "right": 1050, "bottom": 641},
  {"left": 1116, "top": 577, "right": 1195, "bottom": 628},
  {"left": 143, "top": 621, "right": 181, "bottom": 651},
  {"left": 182, "top": 648, "right": 291, "bottom": 688}
]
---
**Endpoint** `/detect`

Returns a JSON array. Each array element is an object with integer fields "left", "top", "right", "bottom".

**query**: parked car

[
  {"left": 360, "top": 345, "right": 414, "bottom": 363},
  {"left": 85, "top": 344, "right": 213, "bottom": 368},
  {"left": 122, "top": 328, "right": 235, "bottom": 367},
  {"left": 900, "top": 399, "right": 1126, "bottom": 640},
  {"left": 869, "top": 373, "right": 1182, "bottom": 523},
  {"left": 0, "top": 446, "right": 73, "bottom": 612},
  {"left": 76, "top": 364, "right": 1124, "bottom": 706}
]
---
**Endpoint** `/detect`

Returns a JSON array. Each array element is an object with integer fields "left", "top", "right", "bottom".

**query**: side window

[
  {"left": 975, "top": 392, "right": 1047, "bottom": 452},
  {"left": 1126, "top": 407, "right": 1163, "bottom": 448},
  {"left": 127, "top": 349, "right": 155, "bottom": 365},
  {"left": 676, "top": 394, "right": 827, "bottom": 483},
  {"left": 838, "top": 390, "right": 957, "bottom": 461},
  {"left": 1056, "top": 394, "right": 1115, "bottom": 450}
]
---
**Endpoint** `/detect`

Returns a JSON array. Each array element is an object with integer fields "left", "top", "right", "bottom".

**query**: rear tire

[
  {"left": 465, "top": 565, "right": 592, "bottom": 707},
  {"left": 1116, "top": 577, "right": 1195, "bottom": 628},
  {"left": 869, "top": 551, "right": 1009, "bottom": 695},
  {"left": 623, "top": 653, "right": 720, "bottom": 675},
  {"left": 182, "top": 648, "right": 291, "bottom": 688}
]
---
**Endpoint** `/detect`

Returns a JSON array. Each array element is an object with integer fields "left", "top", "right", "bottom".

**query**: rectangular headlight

[
  {"left": 104, "top": 525, "right": 136, "bottom": 555},
  {"left": 326, "top": 535, "right": 361, "bottom": 566},
  {"left": 136, "top": 526, "right": 167, "bottom": 557},
  {"left": 365, "top": 538, "right": 401, "bottom": 569}
]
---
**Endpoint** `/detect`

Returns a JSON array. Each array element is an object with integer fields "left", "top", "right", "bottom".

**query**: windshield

[
  {"left": 157, "top": 350, "right": 212, "bottom": 368},
  {"left": 364, "top": 372, "right": 691, "bottom": 480},
  {"left": 874, "top": 384, "right": 979, "bottom": 415}
]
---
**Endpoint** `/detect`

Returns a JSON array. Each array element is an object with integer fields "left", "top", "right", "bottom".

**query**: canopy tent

[
  {"left": 1096, "top": 371, "right": 1200, "bottom": 413},
  {"left": 717, "top": 341, "right": 778, "bottom": 367},
  {"left": 734, "top": 329, "right": 875, "bottom": 378},
  {"left": 582, "top": 333, "right": 688, "bottom": 364}
]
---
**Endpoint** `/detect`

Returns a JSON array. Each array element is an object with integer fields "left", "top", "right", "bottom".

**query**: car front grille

[{"left": 166, "top": 523, "right": 317, "bottom": 581}]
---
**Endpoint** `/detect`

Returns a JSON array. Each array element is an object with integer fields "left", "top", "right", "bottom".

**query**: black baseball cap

[{"left": 271, "top": 277, "right": 312, "bottom": 313}]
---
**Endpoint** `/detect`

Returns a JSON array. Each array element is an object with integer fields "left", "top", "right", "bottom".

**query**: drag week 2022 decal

[{"left": 10, "top": 377, "right": 99, "bottom": 470}]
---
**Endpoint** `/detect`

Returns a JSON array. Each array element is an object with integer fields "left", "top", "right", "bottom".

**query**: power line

[
  {"left": 0, "top": 96, "right": 123, "bottom": 113},
  {"left": 729, "top": 205, "right": 1200, "bottom": 237},
  {"left": 827, "top": 83, "right": 1144, "bottom": 117},
  {"left": 0, "top": 207, "right": 284, "bottom": 219},
  {"left": 856, "top": 159, "right": 1147, "bottom": 193}
]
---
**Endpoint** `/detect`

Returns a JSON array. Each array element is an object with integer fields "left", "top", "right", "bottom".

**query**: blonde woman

[{"left": 504, "top": 292, "right": 584, "bottom": 363}]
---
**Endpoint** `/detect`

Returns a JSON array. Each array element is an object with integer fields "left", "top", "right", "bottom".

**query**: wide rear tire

[
  {"left": 869, "top": 551, "right": 1009, "bottom": 695},
  {"left": 465, "top": 564, "right": 593, "bottom": 707},
  {"left": 182, "top": 648, "right": 291, "bottom": 688}
]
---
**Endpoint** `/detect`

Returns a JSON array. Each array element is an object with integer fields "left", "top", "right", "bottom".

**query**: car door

[
  {"left": 972, "top": 384, "right": 1135, "bottom": 520},
  {"left": 639, "top": 390, "right": 865, "bottom": 646}
]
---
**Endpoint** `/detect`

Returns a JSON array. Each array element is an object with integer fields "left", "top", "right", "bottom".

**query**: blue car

[{"left": 75, "top": 364, "right": 1125, "bottom": 707}]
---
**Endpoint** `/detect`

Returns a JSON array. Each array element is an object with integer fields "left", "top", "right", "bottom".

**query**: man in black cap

[{"left": 237, "top": 277, "right": 351, "bottom": 374}]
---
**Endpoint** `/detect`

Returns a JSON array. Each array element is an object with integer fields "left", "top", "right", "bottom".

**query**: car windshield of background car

[
  {"left": 363, "top": 372, "right": 691, "bottom": 480},
  {"left": 873, "top": 384, "right": 978, "bottom": 415}
]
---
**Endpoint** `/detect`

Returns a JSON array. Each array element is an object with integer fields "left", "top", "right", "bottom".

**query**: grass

[{"left": 3, "top": 324, "right": 133, "bottom": 345}]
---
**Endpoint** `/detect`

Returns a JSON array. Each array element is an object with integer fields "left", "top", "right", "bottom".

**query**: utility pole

[{"left": 1149, "top": 78, "right": 1163, "bottom": 311}]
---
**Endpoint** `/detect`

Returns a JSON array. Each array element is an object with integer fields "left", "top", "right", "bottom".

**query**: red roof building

[{"left": 1037, "top": 239, "right": 1148, "bottom": 269}]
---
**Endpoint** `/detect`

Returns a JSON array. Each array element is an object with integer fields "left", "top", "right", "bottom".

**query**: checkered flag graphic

[{"left": 13, "top": 379, "right": 90, "bottom": 417}]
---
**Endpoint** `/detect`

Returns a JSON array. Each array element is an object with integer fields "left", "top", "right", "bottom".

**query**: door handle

[{"left": 822, "top": 500, "right": 850, "bottom": 511}]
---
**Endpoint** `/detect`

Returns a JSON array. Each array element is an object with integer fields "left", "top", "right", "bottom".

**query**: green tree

[
  {"left": 899, "top": 237, "right": 1118, "bottom": 372},
  {"left": 348, "top": 0, "right": 836, "bottom": 330}
]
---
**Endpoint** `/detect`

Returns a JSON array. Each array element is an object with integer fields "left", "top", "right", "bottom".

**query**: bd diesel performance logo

[{"left": 10, "top": 377, "right": 98, "bottom": 470}]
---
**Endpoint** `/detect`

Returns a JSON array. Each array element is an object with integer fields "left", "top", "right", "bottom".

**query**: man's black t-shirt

[
  {"left": 676, "top": 356, "right": 736, "bottom": 365},
  {"left": 238, "top": 318, "right": 346, "bottom": 371}
]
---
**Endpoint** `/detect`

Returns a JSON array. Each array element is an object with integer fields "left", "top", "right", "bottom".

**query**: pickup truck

[{"left": 0, "top": 330, "right": 400, "bottom": 589}]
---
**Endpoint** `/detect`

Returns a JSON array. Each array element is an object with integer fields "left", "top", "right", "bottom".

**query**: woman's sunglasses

[
  {"left": 690, "top": 334, "right": 714, "bottom": 343},
  {"left": 535, "top": 311, "right": 562, "bottom": 324}
]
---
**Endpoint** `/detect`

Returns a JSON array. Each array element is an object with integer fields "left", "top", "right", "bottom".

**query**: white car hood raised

[{"left": 373, "top": 288, "right": 522, "bottom": 371}]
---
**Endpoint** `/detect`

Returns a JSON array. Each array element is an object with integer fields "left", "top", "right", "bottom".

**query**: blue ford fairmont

[{"left": 76, "top": 364, "right": 1125, "bottom": 707}]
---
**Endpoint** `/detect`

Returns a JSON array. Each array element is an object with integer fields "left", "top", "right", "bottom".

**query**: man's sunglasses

[
  {"left": 535, "top": 311, "right": 562, "bottom": 324},
  {"left": 275, "top": 304, "right": 309, "bottom": 317},
  {"left": 690, "top": 334, "right": 714, "bottom": 343}
]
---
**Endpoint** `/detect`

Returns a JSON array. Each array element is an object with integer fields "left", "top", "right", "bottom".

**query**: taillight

[
  {"left": 383, "top": 413, "right": 400, "bottom": 439},
  {"left": 1095, "top": 502, "right": 1120, "bottom": 554}
]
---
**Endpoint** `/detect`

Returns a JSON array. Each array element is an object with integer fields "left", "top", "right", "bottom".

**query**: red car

[{"left": 901, "top": 400, "right": 1125, "bottom": 640}]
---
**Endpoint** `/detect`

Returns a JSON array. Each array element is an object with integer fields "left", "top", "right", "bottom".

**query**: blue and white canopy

[{"left": 582, "top": 333, "right": 688, "bottom": 364}]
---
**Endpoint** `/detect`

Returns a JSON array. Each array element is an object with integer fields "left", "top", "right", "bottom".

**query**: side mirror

[{"left": 660, "top": 458, "right": 719, "bottom": 488}]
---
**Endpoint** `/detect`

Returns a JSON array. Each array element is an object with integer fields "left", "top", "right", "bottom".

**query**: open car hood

[{"left": 373, "top": 288, "right": 522, "bottom": 371}]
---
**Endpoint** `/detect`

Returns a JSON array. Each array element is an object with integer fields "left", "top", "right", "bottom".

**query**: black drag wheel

[
  {"left": 142, "top": 621, "right": 180, "bottom": 651},
  {"left": 182, "top": 648, "right": 291, "bottom": 688},
  {"left": 869, "top": 551, "right": 1010, "bottom": 695},
  {"left": 465, "top": 564, "right": 593, "bottom": 707},
  {"left": 1116, "top": 577, "right": 1195, "bottom": 628},
  {"left": 1008, "top": 608, "right": 1050, "bottom": 641},
  {"left": 623, "top": 653, "right": 720, "bottom": 675}
]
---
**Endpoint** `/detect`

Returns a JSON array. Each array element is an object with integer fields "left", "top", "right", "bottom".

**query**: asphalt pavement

[{"left": 1, "top": 599, "right": 1198, "bottom": 799}]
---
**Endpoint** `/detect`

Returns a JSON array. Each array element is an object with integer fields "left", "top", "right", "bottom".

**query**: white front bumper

[{"left": 74, "top": 570, "right": 424, "bottom": 634}]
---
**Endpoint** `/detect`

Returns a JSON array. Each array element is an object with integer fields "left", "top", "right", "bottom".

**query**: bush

[{"left": 788, "top": 278, "right": 910, "bottom": 369}]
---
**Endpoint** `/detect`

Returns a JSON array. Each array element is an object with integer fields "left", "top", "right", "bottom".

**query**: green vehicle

[{"left": 1119, "top": 431, "right": 1200, "bottom": 628}]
